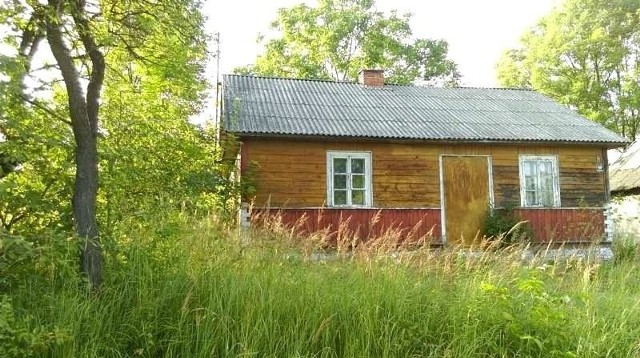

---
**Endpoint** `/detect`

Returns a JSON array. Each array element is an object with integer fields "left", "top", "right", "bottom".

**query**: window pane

[
  {"left": 523, "top": 161, "right": 535, "bottom": 176},
  {"left": 351, "top": 158, "right": 365, "bottom": 174},
  {"left": 333, "top": 158, "right": 347, "bottom": 173},
  {"left": 525, "top": 190, "right": 537, "bottom": 206},
  {"left": 334, "top": 190, "right": 347, "bottom": 205},
  {"left": 540, "top": 190, "right": 554, "bottom": 207},
  {"left": 352, "top": 190, "right": 365, "bottom": 205},
  {"left": 540, "top": 173, "right": 553, "bottom": 192},
  {"left": 352, "top": 174, "right": 365, "bottom": 189},
  {"left": 334, "top": 174, "right": 347, "bottom": 189},
  {"left": 540, "top": 161, "right": 552, "bottom": 174},
  {"left": 525, "top": 176, "right": 536, "bottom": 191}
]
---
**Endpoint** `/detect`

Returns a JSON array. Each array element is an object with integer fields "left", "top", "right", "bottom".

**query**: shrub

[
  {"left": 0, "top": 233, "right": 33, "bottom": 291},
  {"left": 0, "top": 295, "right": 68, "bottom": 357},
  {"left": 484, "top": 206, "right": 533, "bottom": 246}
]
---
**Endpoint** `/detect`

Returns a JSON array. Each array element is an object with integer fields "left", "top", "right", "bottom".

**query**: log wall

[{"left": 241, "top": 138, "right": 607, "bottom": 209}]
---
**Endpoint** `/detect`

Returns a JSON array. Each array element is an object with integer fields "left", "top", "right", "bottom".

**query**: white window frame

[
  {"left": 518, "top": 155, "right": 561, "bottom": 208},
  {"left": 326, "top": 151, "right": 372, "bottom": 207}
]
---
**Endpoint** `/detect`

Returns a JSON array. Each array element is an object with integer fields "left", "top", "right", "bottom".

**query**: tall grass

[{"left": 5, "top": 214, "right": 640, "bottom": 357}]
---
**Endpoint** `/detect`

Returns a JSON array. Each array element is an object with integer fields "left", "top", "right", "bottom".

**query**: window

[
  {"left": 519, "top": 155, "right": 560, "bottom": 207},
  {"left": 326, "top": 151, "right": 372, "bottom": 207}
]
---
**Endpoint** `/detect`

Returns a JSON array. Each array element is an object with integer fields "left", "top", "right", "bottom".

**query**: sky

[{"left": 204, "top": 0, "right": 559, "bottom": 87}]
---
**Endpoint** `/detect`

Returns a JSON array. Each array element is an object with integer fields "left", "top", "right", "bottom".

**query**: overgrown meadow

[
  {"left": 3, "top": 212, "right": 640, "bottom": 357},
  {"left": 3, "top": 0, "right": 640, "bottom": 356}
]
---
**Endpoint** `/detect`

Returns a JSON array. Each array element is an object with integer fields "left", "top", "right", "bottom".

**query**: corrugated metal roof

[
  {"left": 610, "top": 140, "right": 640, "bottom": 192},
  {"left": 222, "top": 74, "right": 627, "bottom": 146}
]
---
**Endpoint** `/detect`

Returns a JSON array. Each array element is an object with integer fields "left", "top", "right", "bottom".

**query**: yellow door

[{"left": 442, "top": 156, "right": 491, "bottom": 246}]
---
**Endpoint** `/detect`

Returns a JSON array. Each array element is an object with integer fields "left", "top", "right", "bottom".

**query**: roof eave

[{"left": 230, "top": 131, "right": 628, "bottom": 148}]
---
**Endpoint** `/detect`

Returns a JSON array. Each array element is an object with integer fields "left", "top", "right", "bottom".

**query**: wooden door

[{"left": 442, "top": 156, "right": 491, "bottom": 246}]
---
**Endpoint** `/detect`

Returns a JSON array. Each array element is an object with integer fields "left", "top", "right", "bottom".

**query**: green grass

[{"left": 4, "top": 216, "right": 640, "bottom": 357}]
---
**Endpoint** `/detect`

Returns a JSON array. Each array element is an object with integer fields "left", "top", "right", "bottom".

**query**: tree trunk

[
  {"left": 45, "top": 0, "right": 104, "bottom": 290},
  {"left": 74, "top": 124, "right": 101, "bottom": 289}
]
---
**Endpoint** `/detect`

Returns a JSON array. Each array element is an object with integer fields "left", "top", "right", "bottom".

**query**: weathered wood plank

[
  {"left": 443, "top": 156, "right": 490, "bottom": 245},
  {"left": 243, "top": 138, "right": 607, "bottom": 208}
]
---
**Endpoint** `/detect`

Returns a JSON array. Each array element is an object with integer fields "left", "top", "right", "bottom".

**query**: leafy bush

[
  {"left": 1, "top": 229, "right": 80, "bottom": 292},
  {"left": 484, "top": 206, "right": 534, "bottom": 246},
  {"left": 0, "top": 233, "right": 33, "bottom": 290},
  {"left": 476, "top": 270, "right": 578, "bottom": 356},
  {"left": 0, "top": 295, "right": 68, "bottom": 357}
]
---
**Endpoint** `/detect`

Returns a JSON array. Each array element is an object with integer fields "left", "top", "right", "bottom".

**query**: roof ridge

[
  {"left": 451, "top": 85, "right": 534, "bottom": 91},
  {"left": 223, "top": 73, "right": 533, "bottom": 91},
  {"left": 224, "top": 73, "right": 356, "bottom": 85}
]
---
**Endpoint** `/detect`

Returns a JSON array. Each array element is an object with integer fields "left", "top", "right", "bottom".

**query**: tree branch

[
  {"left": 71, "top": 0, "right": 105, "bottom": 135},
  {"left": 21, "top": 95, "right": 72, "bottom": 126},
  {"left": 18, "top": 14, "right": 45, "bottom": 65}
]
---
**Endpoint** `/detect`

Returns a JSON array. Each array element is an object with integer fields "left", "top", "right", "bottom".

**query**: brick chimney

[{"left": 359, "top": 69, "right": 384, "bottom": 87}]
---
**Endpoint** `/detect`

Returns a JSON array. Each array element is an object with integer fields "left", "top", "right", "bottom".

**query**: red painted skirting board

[
  {"left": 252, "top": 208, "right": 442, "bottom": 244},
  {"left": 250, "top": 207, "right": 605, "bottom": 244},
  {"left": 515, "top": 208, "right": 605, "bottom": 242}
]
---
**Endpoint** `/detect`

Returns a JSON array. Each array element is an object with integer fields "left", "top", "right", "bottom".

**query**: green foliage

[
  {"left": 0, "top": 233, "right": 33, "bottom": 290},
  {"left": 476, "top": 270, "right": 580, "bottom": 357},
  {"left": 0, "top": 231, "right": 76, "bottom": 357},
  {"left": 94, "top": 0, "right": 216, "bottom": 226},
  {"left": 0, "top": 0, "right": 242, "bottom": 237},
  {"left": 0, "top": 295, "right": 69, "bottom": 358},
  {"left": 0, "top": 230, "right": 80, "bottom": 294},
  {"left": 3, "top": 215, "right": 640, "bottom": 357},
  {"left": 1, "top": 0, "right": 237, "bottom": 289},
  {"left": 484, "top": 206, "right": 533, "bottom": 245},
  {"left": 496, "top": 0, "right": 640, "bottom": 140},
  {"left": 0, "top": 52, "right": 75, "bottom": 233},
  {"left": 237, "top": 0, "right": 460, "bottom": 85},
  {"left": 0, "top": 153, "right": 18, "bottom": 179},
  {"left": 612, "top": 234, "right": 638, "bottom": 264}
]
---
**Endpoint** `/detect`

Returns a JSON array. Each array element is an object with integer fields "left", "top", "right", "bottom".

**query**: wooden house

[{"left": 222, "top": 70, "right": 627, "bottom": 246}]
